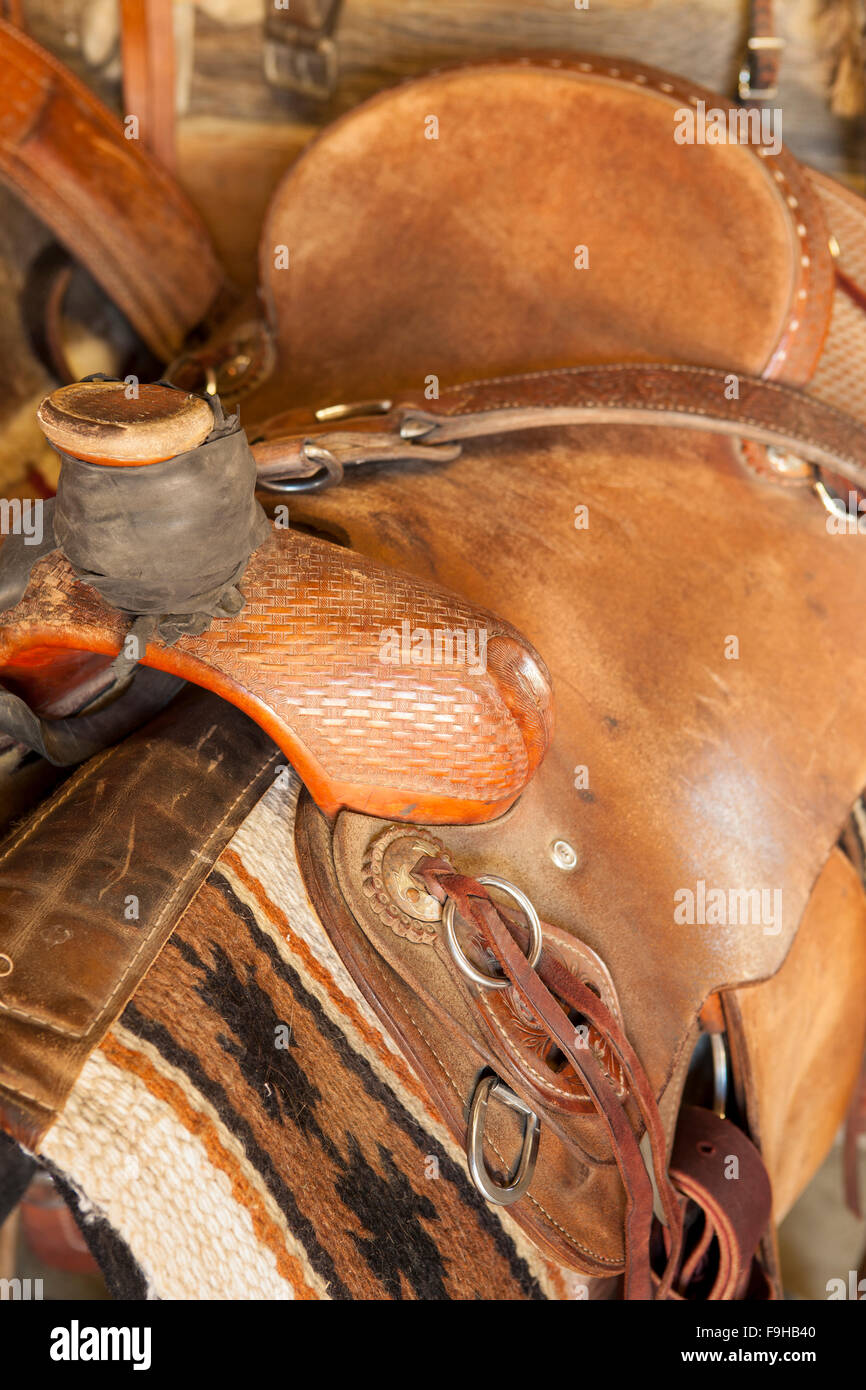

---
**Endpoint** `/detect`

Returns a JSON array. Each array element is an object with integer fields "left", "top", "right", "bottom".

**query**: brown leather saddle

[{"left": 2, "top": 48, "right": 866, "bottom": 1300}]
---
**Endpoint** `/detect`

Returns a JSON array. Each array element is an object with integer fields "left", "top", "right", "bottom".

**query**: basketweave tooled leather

[{"left": 0, "top": 528, "right": 552, "bottom": 823}]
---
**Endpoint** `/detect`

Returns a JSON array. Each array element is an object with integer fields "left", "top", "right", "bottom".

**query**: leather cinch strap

[{"left": 253, "top": 364, "right": 866, "bottom": 496}]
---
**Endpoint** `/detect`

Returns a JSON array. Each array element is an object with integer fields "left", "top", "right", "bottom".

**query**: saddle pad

[{"left": 0, "top": 721, "right": 585, "bottom": 1300}]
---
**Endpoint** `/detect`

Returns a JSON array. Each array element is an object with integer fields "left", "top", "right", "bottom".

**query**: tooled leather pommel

[{"left": 0, "top": 385, "right": 553, "bottom": 819}]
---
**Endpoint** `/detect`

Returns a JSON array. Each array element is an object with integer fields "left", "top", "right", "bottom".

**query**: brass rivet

[{"left": 0, "top": 953, "right": 13, "bottom": 978}]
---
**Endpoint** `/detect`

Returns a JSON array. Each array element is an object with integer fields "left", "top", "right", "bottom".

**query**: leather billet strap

[
  {"left": 0, "top": 19, "right": 225, "bottom": 362},
  {"left": 669, "top": 1108, "right": 773, "bottom": 1300},
  {"left": 252, "top": 364, "right": 866, "bottom": 496},
  {"left": 0, "top": 688, "right": 280, "bottom": 1150},
  {"left": 120, "top": 0, "right": 177, "bottom": 170}
]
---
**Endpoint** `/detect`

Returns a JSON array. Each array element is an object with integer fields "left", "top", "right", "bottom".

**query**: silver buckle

[
  {"left": 468, "top": 1074, "right": 540, "bottom": 1206},
  {"left": 264, "top": 30, "right": 338, "bottom": 99}
]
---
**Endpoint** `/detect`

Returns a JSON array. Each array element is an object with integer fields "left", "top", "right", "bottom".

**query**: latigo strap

[{"left": 252, "top": 363, "right": 866, "bottom": 498}]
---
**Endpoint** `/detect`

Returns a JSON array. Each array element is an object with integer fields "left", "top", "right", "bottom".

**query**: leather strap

[
  {"left": 740, "top": 0, "right": 784, "bottom": 104},
  {"left": 669, "top": 1106, "right": 772, "bottom": 1300},
  {"left": 252, "top": 364, "right": 866, "bottom": 495},
  {"left": 120, "top": 0, "right": 176, "bottom": 170},
  {"left": 416, "top": 859, "right": 684, "bottom": 1301},
  {"left": 0, "top": 688, "right": 280, "bottom": 1149},
  {"left": 416, "top": 859, "right": 775, "bottom": 1300},
  {"left": 844, "top": 1047, "right": 866, "bottom": 1219},
  {"left": 0, "top": 18, "right": 225, "bottom": 361},
  {"left": 263, "top": 0, "right": 344, "bottom": 98},
  {"left": 0, "top": 1, "right": 23, "bottom": 27}
]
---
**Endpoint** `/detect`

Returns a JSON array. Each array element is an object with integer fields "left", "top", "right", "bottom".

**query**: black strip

[
  {"left": 118, "top": 993, "right": 351, "bottom": 1300},
  {"left": 48, "top": 1166, "right": 151, "bottom": 1302},
  {"left": 0, "top": 1128, "right": 36, "bottom": 1223}
]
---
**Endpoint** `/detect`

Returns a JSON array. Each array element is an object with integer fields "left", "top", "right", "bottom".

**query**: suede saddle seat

[{"left": 2, "top": 54, "right": 866, "bottom": 1296}]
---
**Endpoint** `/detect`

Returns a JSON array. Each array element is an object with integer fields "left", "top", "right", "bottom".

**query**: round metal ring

[{"left": 443, "top": 874, "right": 542, "bottom": 989}]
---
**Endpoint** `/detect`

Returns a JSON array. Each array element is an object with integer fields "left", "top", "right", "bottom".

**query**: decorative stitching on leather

[
  {"left": 424, "top": 366, "right": 866, "bottom": 471},
  {"left": 0, "top": 1075, "right": 54, "bottom": 1114},
  {"left": 89, "top": 750, "right": 280, "bottom": 1029},
  {"left": 485, "top": 1007, "right": 589, "bottom": 1100},
  {"left": 0, "top": 745, "right": 116, "bottom": 867}
]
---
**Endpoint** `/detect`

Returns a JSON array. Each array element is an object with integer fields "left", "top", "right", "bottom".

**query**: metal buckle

[
  {"left": 467, "top": 1073, "right": 540, "bottom": 1205},
  {"left": 738, "top": 35, "right": 785, "bottom": 101},
  {"left": 442, "top": 875, "right": 543, "bottom": 989},
  {"left": 813, "top": 473, "right": 861, "bottom": 524},
  {"left": 315, "top": 399, "right": 393, "bottom": 423},
  {"left": 710, "top": 1034, "right": 728, "bottom": 1119},
  {"left": 260, "top": 440, "right": 345, "bottom": 494}
]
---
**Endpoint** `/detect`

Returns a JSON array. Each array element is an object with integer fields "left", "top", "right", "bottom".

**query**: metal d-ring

[
  {"left": 260, "top": 440, "right": 345, "bottom": 494},
  {"left": 711, "top": 1033, "right": 728, "bottom": 1120},
  {"left": 442, "top": 875, "right": 542, "bottom": 989},
  {"left": 468, "top": 1073, "right": 540, "bottom": 1205}
]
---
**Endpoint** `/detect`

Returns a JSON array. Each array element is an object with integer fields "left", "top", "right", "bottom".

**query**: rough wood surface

[{"left": 17, "top": 0, "right": 866, "bottom": 185}]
